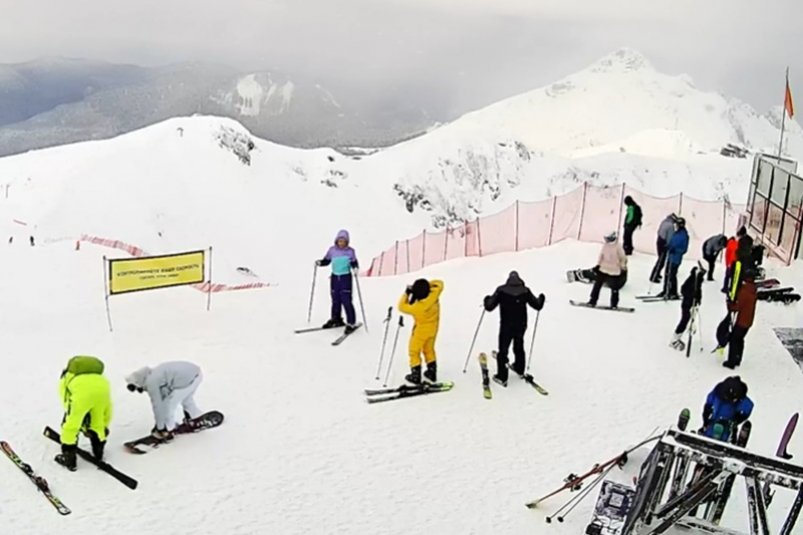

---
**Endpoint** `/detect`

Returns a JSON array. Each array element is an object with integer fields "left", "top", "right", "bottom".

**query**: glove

[
  {"left": 315, "top": 259, "right": 323, "bottom": 266},
  {"left": 405, "top": 286, "right": 412, "bottom": 296},
  {"left": 350, "top": 260, "right": 359, "bottom": 269},
  {"left": 536, "top": 293, "right": 546, "bottom": 310},
  {"left": 483, "top": 295, "right": 493, "bottom": 310}
]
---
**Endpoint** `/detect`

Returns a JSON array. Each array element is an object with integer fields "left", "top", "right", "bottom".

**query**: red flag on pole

[{"left": 785, "top": 76, "right": 795, "bottom": 118}]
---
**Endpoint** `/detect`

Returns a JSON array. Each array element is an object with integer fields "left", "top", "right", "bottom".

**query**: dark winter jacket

[
  {"left": 702, "top": 234, "right": 727, "bottom": 258},
  {"left": 736, "top": 234, "right": 755, "bottom": 268},
  {"left": 657, "top": 215, "right": 676, "bottom": 244},
  {"left": 702, "top": 376, "right": 753, "bottom": 441},
  {"left": 484, "top": 271, "right": 543, "bottom": 330},
  {"left": 624, "top": 197, "right": 642, "bottom": 228},
  {"left": 728, "top": 279, "right": 757, "bottom": 329},
  {"left": 667, "top": 228, "right": 689, "bottom": 265},
  {"left": 680, "top": 267, "right": 704, "bottom": 308}
]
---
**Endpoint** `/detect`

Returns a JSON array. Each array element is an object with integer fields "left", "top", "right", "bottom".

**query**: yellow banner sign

[{"left": 109, "top": 250, "right": 205, "bottom": 295}]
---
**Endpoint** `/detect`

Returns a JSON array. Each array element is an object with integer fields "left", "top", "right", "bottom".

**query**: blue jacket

[
  {"left": 667, "top": 228, "right": 689, "bottom": 265},
  {"left": 702, "top": 387, "right": 753, "bottom": 442}
]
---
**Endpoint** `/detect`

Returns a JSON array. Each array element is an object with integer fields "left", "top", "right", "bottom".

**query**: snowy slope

[{"left": 1, "top": 238, "right": 802, "bottom": 534}]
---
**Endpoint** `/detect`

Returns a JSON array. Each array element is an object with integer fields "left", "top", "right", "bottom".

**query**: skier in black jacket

[
  {"left": 670, "top": 265, "right": 705, "bottom": 351},
  {"left": 483, "top": 271, "right": 545, "bottom": 386}
]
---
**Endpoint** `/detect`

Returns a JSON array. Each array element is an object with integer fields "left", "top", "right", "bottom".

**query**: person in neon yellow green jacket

[{"left": 55, "top": 356, "right": 112, "bottom": 471}]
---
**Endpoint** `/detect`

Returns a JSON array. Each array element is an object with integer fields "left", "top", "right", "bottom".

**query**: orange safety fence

[{"left": 365, "top": 182, "right": 747, "bottom": 277}]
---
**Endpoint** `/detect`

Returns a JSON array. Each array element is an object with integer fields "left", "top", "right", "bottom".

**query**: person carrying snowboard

[
  {"left": 125, "top": 361, "right": 204, "bottom": 440},
  {"left": 588, "top": 231, "right": 627, "bottom": 309},
  {"left": 316, "top": 229, "right": 359, "bottom": 334},
  {"left": 483, "top": 271, "right": 545, "bottom": 386},
  {"left": 701, "top": 234, "right": 727, "bottom": 281},
  {"left": 398, "top": 279, "right": 444, "bottom": 385},
  {"left": 700, "top": 376, "right": 753, "bottom": 442},
  {"left": 725, "top": 269, "right": 757, "bottom": 369},
  {"left": 657, "top": 217, "right": 688, "bottom": 299},
  {"left": 55, "top": 356, "right": 112, "bottom": 471},
  {"left": 670, "top": 264, "right": 705, "bottom": 350},
  {"left": 622, "top": 195, "right": 642, "bottom": 256},
  {"left": 649, "top": 213, "right": 677, "bottom": 283}
]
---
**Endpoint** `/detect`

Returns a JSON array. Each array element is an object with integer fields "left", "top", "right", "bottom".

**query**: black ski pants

[
  {"left": 650, "top": 238, "right": 668, "bottom": 282},
  {"left": 727, "top": 325, "right": 749, "bottom": 367},
  {"left": 675, "top": 304, "right": 693, "bottom": 334},
  {"left": 703, "top": 253, "right": 717, "bottom": 280},
  {"left": 497, "top": 325, "right": 526, "bottom": 381},
  {"left": 623, "top": 224, "right": 637, "bottom": 256},
  {"left": 664, "top": 262, "right": 680, "bottom": 297}
]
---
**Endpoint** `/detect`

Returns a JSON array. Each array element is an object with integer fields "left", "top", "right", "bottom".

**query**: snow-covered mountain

[{"left": 0, "top": 60, "right": 434, "bottom": 157}]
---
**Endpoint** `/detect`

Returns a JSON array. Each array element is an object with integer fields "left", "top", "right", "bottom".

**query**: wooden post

[
  {"left": 421, "top": 229, "right": 427, "bottom": 269},
  {"left": 678, "top": 192, "right": 684, "bottom": 215},
  {"left": 577, "top": 182, "right": 588, "bottom": 240},
  {"left": 514, "top": 200, "right": 520, "bottom": 252},
  {"left": 206, "top": 246, "right": 213, "bottom": 311},
  {"left": 618, "top": 184, "right": 626, "bottom": 229},
  {"left": 547, "top": 196, "right": 557, "bottom": 245},
  {"left": 406, "top": 239, "right": 410, "bottom": 273},
  {"left": 394, "top": 240, "right": 399, "bottom": 276},
  {"left": 477, "top": 217, "right": 483, "bottom": 256}
]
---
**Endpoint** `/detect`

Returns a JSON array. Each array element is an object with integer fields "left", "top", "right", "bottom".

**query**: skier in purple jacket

[{"left": 316, "top": 230, "right": 359, "bottom": 333}]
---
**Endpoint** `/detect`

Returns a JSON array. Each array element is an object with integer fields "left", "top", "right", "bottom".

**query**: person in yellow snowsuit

[
  {"left": 56, "top": 356, "right": 112, "bottom": 471},
  {"left": 398, "top": 278, "right": 444, "bottom": 384}
]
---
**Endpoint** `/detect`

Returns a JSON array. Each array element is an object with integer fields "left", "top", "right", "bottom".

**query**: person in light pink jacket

[{"left": 588, "top": 231, "right": 628, "bottom": 308}]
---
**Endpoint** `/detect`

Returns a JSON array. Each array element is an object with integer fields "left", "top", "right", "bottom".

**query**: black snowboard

[{"left": 124, "top": 411, "right": 224, "bottom": 454}]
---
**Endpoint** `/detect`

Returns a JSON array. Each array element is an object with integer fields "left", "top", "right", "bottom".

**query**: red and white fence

[{"left": 365, "top": 183, "right": 745, "bottom": 277}]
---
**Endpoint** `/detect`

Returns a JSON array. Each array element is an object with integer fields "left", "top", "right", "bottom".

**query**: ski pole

[
  {"left": 526, "top": 309, "right": 542, "bottom": 372},
  {"left": 374, "top": 307, "right": 393, "bottom": 380},
  {"left": 548, "top": 463, "right": 617, "bottom": 523},
  {"left": 462, "top": 307, "right": 486, "bottom": 373},
  {"left": 383, "top": 316, "right": 404, "bottom": 387},
  {"left": 353, "top": 269, "right": 369, "bottom": 333},
  {"left": 307, "top": 263, "right": 318, "bottom": 324}
]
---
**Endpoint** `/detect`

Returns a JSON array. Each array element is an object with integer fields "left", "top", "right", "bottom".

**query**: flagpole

[{"left": 778, "top": 66, "right": 789, "bottom": 158}]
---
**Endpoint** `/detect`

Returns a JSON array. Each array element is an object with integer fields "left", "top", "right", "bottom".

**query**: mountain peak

[{"left": 589, "top": 48, "right": 653, "bottom": 74}]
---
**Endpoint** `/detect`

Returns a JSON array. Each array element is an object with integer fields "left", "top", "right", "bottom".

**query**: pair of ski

[
  {"left": 477, "top": 352, "right": 548, "bottom": 398},
  {"left": 635, "top": 294, "right": 679, "bottom": 303},
  {"left": 294, "top": 322, "right": 363, "bottom": 346},
  {"left": 364, "top": 381, "right": 454, "bottom": 403}
]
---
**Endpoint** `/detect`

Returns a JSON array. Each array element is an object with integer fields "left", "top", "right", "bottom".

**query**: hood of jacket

[
  {"left": 125, "top": 366, "right": 152, "bottom": 388},
  {"left": 334, "top": 229, "right": 350, "bottom": 245}
]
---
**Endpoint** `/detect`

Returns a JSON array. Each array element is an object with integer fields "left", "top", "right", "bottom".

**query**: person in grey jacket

[
  {"left": 649, "top": 213, "right": 677, "bottom": 283},
  {"left": 125, "top": 361, "right": 203, "bottom": 439},
  {"left": 702, "top": 234, "right": 727, "bottom": 281}
]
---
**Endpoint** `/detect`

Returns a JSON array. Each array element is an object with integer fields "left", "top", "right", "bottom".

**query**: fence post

[
  {"left": 678, "top": 192, "right": 683, "bottom": 215},
  {"left": 618, "top": 183, "right": 626, "bottom": 228},
  {"left": 477, "top": 217, "right": 483, "bottom": 256},
  {"left": 406, "top": 238, "right": 411, "bottom": 273},
  {"left": 464, "top": 221, "right": 468, "bottom": 257},
  {"left": 515, "top": 200, "right": 520, "bottom": 252},
  {"left": 443, "top": 229, "right": 448, "bottom": 261},
  {"left": 379, "top": 250, "right": 386, "bottom": 276},
  {"left": 548, "top": 195, "right": 557, "bottom": 245},
  {"left": 577, "top": 182, "right": 588, "bottom": 240},
  {"left": 394, "top": 240, "right": 399, "bottom": 276},
  {"left": 722, "top": 201, "right": 727, "bottom": 235},
  {"left": 421, "top": 229, "right": 427, "bottom": 269}
]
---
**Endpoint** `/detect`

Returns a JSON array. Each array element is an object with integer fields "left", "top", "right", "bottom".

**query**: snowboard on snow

[
  {"left": 586, "top": 479, "right": 636, "bottom": 534},
  {"left": 569, "top": 300, "right": 634, "bottom": 313},
  {"left": 124, "top": 410, "right": 224, "bottom": 454},
  {"left": 1, "top": 441, "right": 71, "bottom": 515},
  {"left": 763, "top": 413, "right": 799, "bottom": 506},
  {"left": 479, "top": 352, "right": 492, "bottom": 400}
]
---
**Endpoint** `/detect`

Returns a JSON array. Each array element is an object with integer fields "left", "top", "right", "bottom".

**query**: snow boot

[
  {"left": 423, "top": 362, "right": 437, "bottom": 383},
  {"left": 670, "top": 333, "right": 684, "bottom": 351},
  {"left": 88, "top": 431, "right": 105, "bottom": 461},
  {"left": 492, "top": 374, "right": 508, "bottom": 387},
  {"left": 322, "top": 317, "right": 345, "bottom": 329},
  {"left": 344, "top": 324, "right": 358, "bottom": 335},
  {"left": 405, "top": 365, "right": 422, "bottom": 385},
  {"left": 54, "top": 444, "right": 77, "bottom": 472}
]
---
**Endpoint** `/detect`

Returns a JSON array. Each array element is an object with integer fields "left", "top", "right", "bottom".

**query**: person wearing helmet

[
  {"left": 483, "top": 271, "right": 545, "bottom": 386},
  {"left": 399, "top": 278, "right": 444, "bottom": 384},
  {"left": 588, "top": 231, "right": 627, "bottom": 308},
  {"left": 622, "top": 195, "right": 642, "bottom": 256},
  {"left": 650, "top": 213, "right": 677, "bottom": 283},
  {"left": 657, "top": 217, "right": 689, "bottom": 299},
  {"left": 700, "top": 376, "right": 753, "bottom": 442},
  {"left": 316, "top": 229, "right": 360, "bottom": 334}
]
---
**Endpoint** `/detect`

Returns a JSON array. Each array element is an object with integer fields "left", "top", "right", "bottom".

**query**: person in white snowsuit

[{"left": 125, "top": 361, "right": 203, "bottom": 439}]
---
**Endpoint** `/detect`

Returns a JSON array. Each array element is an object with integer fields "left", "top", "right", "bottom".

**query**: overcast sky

[{"left": 1, "top": 0, "right": 800, "bottom": 117}]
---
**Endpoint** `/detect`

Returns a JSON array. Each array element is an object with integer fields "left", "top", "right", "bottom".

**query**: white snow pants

[{"left": 164, "top": 372, "right": 203, "bottom": 430}]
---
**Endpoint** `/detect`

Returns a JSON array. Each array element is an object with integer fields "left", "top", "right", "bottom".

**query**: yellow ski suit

[
  {"left": 398, "top": 280, "right": 443, "bottom": 367},
  {"left": 59, "top": 372, "right": 112, "bottom": 446}
]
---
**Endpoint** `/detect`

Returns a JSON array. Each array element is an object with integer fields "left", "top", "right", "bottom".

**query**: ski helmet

[{"left": 675, "top": 217, "right": 686, "bottom": 227}]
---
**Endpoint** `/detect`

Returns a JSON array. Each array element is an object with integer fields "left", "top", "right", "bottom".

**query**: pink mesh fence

[{"left": 364, "top": 183, "right": 750, "bottom": 277}]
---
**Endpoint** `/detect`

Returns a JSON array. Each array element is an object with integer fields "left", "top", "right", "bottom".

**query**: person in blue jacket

[
  {"left": 658, "top": 217, "right": 689, "bottom": 299},
  {"left": 316, "top": 229, "right": 359, "bottom": 333},
  {"left": 700, "top": 376, "right": 753, "bottom": 442}
]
